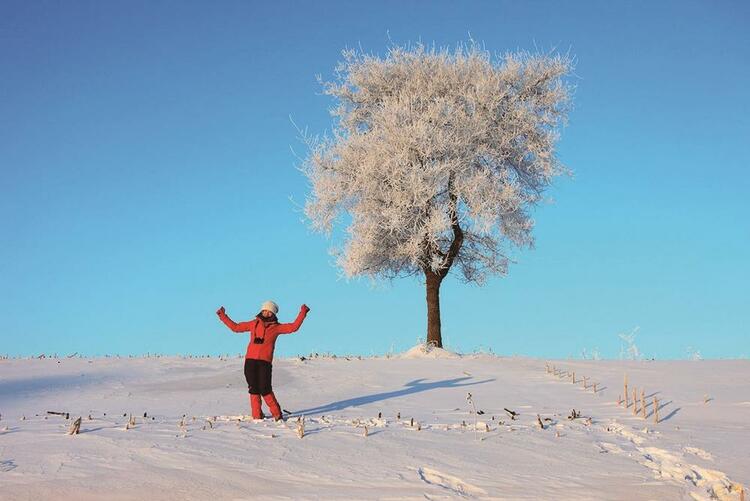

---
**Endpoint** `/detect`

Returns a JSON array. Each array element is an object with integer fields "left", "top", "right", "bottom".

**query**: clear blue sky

[{"left": 1, "top": 1, "right": 748, "bottom": 359}]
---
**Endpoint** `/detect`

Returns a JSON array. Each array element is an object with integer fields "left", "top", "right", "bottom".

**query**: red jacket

[{"left": 219, "top": 306, "right": 309, "bottom": 362}]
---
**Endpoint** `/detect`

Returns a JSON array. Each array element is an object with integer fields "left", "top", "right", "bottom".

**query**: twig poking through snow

[
  {"left": 567, "top": 409, "right": 581, "bottom": 420},
  {"left": 503, "top": 408, "right": 518, "bottom": 420}
]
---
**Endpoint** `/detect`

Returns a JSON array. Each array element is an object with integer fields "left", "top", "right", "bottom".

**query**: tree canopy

[{"left": 303, "top": 44, "right": 573, "bottom": 286}]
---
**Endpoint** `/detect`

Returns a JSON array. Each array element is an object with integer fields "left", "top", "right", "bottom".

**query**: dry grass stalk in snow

[
  {"left": 632, "top": 388, "right": 638, "bottom": 416},
  {"left": 641, "top": 389, "right": 646, "bottom": 419},
  {"left": 536, "top": 414, "right": 544, "bottom": 429},
  {"left": 583, "top": 376, "right": 588, "bottom": 389},
  {"left": 572, "top": 371, "right": 576, "bottom": 384},
  {"left": 68, "top": 417, "right": 82, "bottom": 435},
  {"left": 592, "top": 382, "right": 597, "bottom": 393},
  {"left": 654, "top": 397, "right": 659, "bottom": 424}
]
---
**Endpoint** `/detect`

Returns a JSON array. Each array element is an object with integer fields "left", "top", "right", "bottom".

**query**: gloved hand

[
  {"left": 216, "top": 306, "right": 225, "bottom": 316},
  {"left": 301, "top": 304, "right": 310, "bottom": 314}
]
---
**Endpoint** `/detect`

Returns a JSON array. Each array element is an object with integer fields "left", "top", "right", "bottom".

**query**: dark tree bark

[
  {"left": 424, "top": 181, "right": 464, "bottom": 348},
  {"left": 425, "top": 271, "right": 443, "bottom": 347}
]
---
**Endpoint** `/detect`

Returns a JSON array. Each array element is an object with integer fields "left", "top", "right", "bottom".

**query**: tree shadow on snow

[{"left": 291, "top": 377, "right": 494, "bottom": 417}]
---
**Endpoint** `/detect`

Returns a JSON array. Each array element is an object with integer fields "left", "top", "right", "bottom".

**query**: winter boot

[
  {"left": 262, "top": 392, "right": 283, "bottom": 421},
  {"left": 249, "top": 394, "right": 264, "bottom": 419}
]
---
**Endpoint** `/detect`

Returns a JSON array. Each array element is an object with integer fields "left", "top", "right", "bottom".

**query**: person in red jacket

[{"left": 216, "top": 300, "right": 310, "bottom": 420}]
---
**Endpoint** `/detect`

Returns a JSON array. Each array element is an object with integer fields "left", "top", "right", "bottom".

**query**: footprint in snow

[
  {"left": 0, "top": 460, "right": 17, "bottom": 472},
  {"left": 683, "top": 446, "right": 714, "bottom": 461}
]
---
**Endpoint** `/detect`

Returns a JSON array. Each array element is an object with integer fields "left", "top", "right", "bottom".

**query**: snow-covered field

[{"left": 1, "top": 347, "right": 748, "bottom": 500}]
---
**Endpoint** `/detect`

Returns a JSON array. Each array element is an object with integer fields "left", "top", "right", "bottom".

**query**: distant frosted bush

[{"left": 618, "top": 327, "right": 643, "bottom": 360}]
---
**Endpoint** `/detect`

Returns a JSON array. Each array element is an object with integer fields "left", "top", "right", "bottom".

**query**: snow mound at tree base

[{"left": 400, "top": 343, "right": 461, "bottom": 359}]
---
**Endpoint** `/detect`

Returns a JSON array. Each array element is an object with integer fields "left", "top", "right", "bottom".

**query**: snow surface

[{"left": 1, "top": 351, "right": 748, "bottom": 500}]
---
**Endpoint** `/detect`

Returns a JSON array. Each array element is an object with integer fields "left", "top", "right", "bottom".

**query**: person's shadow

[{"left": 291, "top": 376, "right": 494, "bottom": 416}]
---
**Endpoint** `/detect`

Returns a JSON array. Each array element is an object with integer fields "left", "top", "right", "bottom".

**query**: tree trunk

[{"left": 425, "top": 271, "right": 443, "bottom": 348}]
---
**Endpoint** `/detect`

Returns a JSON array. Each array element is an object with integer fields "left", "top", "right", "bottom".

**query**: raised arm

[
  {"left": 216, "top": 306, "right": 255, "bottom": 333},
  {"left": 276, "top": 304, "right": 310, "bottom": 334}
]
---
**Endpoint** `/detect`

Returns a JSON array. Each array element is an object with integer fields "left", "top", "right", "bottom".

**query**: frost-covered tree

[{"left": 302, "top": 43, "right": 573, "bottom": 348}]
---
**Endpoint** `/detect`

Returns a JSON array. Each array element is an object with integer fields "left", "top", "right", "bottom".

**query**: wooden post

[
  {"left": 641, "top": 389, "right": 646, "bottom": 419},
  {"left": 653, "top": 397, "right": 659, "bottom": 424},
  {"left": 296, "top": 416, "right": 305, "bottom": 439},
  {"left": 632, "top": 388, "right": 638, "bottom": 415},
  {"left": 624, "top": 374, "right": 629, "bottom": 408}
]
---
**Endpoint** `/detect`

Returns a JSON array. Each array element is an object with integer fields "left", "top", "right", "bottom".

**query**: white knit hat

[{"left": 260, "top": 300, "right": 279, "bottom": 315}]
